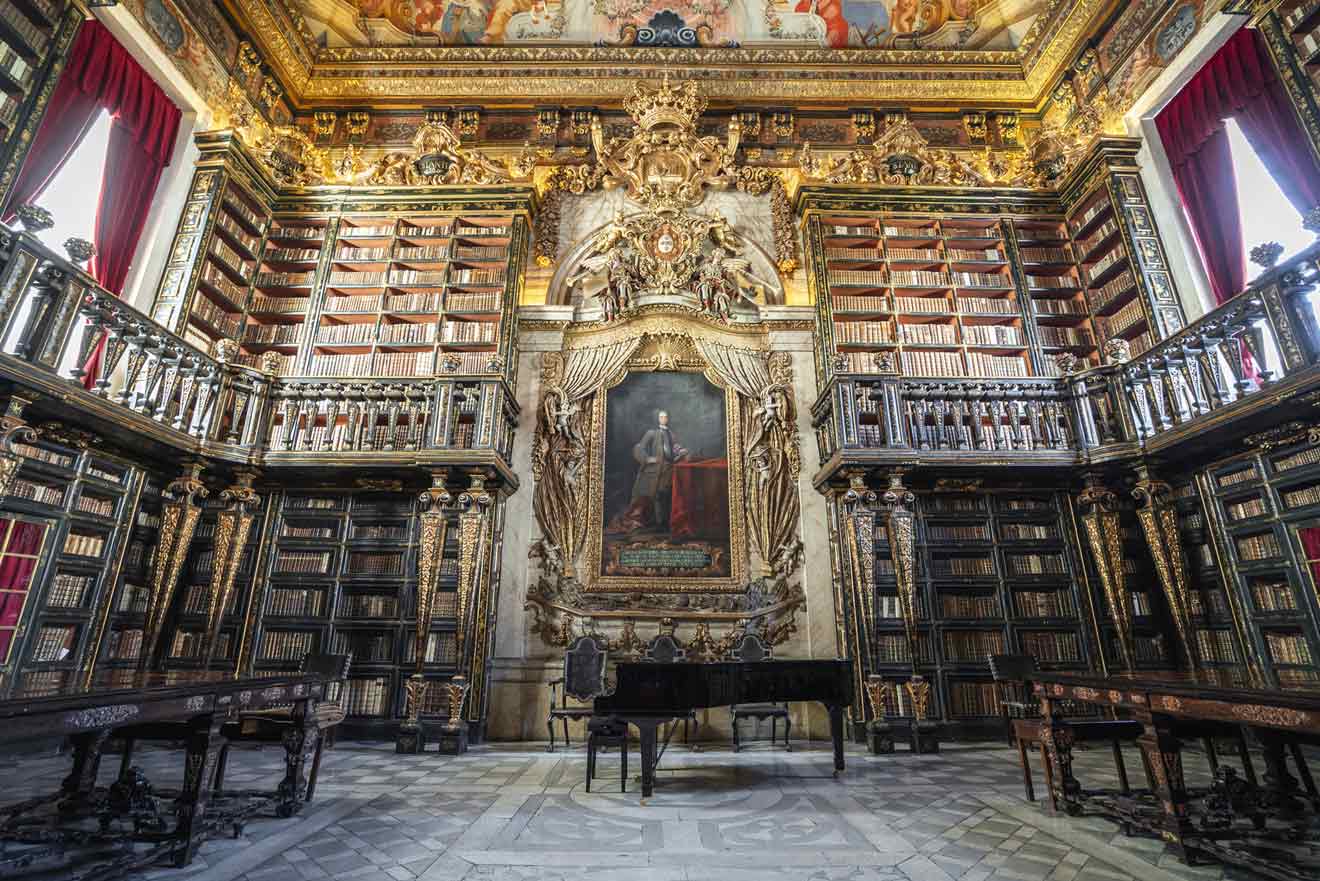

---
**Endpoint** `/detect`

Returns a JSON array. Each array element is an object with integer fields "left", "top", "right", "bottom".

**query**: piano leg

[
  {"left": 826, "top": 703, "right": 845, "bottom": 777},
  {"left": 635, "top": 718, "right": 662, "bottom": 800}
]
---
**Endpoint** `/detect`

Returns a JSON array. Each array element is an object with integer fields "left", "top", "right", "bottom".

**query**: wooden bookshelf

[
  {"left": 1282, "top": 1, "right": 1320, "bottom": 98},
  {"left": 1064, "top": 186, "right": 1154, "bottom": 355},
  {"left": 1, "top": 437, "right": 141, "bottom": 697},
  {"left": 868, "top": 490, "right": 1092, "bottom": 730},
  {"left": 1008, "top": 218, "right": 1101, "bottom": 374}
]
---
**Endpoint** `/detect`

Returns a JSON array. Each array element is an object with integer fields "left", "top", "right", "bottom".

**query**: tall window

[
  {"left": 29, "top": 111, "right": 110, "bottom": 254},
  {"left": 1224, "top": 119, "right": 1312, "bottom": 281}
]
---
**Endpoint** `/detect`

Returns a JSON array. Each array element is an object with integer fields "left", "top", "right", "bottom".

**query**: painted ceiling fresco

[{"left": 296, "top": 0, "right": 1047, "bottom": 50}]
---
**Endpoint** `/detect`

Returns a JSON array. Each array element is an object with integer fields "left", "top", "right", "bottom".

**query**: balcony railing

[
  {"left": 0, "top": 226, "right": 518, "bottom": 471},
  {"left": 814, "top": 243, "right": 1320, "bottom": 468}
]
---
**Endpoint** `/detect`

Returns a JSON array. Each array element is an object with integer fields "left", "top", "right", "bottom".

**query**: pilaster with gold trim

[
  {"left": 139, "top": 462, "right": 208, "bottom": 673},
  {"left": 842, "top": 471, "right": 877, "bottom": 725},
  {"left": 1131, "top": 465, "right": 1199, "bottom": 670},
  {"left": 0, "top": 392, "right": 36, "bottom": 500},
  {"left": 454, "top": 471, "right": 496, "bottom": 731},
  {"left": 1077, "top": 475, "right": 1136, "bottom": 671},
  {"left": 397, "top": 470, "right": 451, "bottom": 754},
  {"left": 201, "top": 469, "right": 261, "bottom": 668}
]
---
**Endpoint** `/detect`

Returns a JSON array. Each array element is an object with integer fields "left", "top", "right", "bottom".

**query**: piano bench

[{"left": 731, "top": 703, "right": 791, "bottom": 752}]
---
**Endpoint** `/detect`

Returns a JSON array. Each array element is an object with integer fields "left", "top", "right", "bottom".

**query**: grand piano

[{"left": 592, "top": 658, "right": 853, "bottom": 797}]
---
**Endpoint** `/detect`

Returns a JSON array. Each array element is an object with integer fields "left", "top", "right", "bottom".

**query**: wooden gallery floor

[{"left": 0, "top": 737, "right": 1252, "bottom": 881}]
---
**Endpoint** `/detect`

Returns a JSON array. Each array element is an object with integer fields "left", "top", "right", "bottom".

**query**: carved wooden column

[
  {"left": 201, "top": 469, "right": 261, "bottom": 669},
  {"left": 1077, "top": 475, "right": 1136, "bottom": 671},
  {"left": 0, "top": 392, "right": 36, "bottom": 500},
  {"left": 398, "top": 470, "right": 451, "bottom": 754},
  {"left": 439, "top": 471, "right": 493, "bottom": 754},
  {"left": 1131, "top": 466, "right": 1200, "bottom": 670},
  {"left": 881, "top": 470, "right": 938, "bottom": 751},
  {"left": 842, "top": 471, "right": 877, "bottom": 725},
  {"left": 138, "top": 461, "right": 208, "bottom": 673}
]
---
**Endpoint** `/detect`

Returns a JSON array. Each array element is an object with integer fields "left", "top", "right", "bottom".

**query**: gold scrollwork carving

[
  {"left": 1132, "top": 472, "right": 1198, "bottom": 670},
  {"left": 203, "top": 469, "right": 262, "bottom": 669},
  {"left": 139, "top": 461, "right": 209, "bottom": 673},
  {"left": 1077, "top": 478, "right": 1136, "bottom": 671},
  {"left": 0, "top": 393, "right": 36, "bottom": 500}
]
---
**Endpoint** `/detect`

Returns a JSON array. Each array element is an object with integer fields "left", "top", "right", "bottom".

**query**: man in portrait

[{"left": 629, "top": 409, "right": 689, "bottom": 532}]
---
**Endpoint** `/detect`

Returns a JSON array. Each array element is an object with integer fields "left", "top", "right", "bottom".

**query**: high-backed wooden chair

[
  {"left": 546, "top": 635, "right": 610, "bottom": 752},
  {"left": 214, "top": 652, "right": 351, "bottom": 806},
  {"left": 730, "top": 633, "right": 791, "bottom": 752},
  {"left": 641, "top": 633, "right": 698, "bottom": 744},
  {"left": 990, "top": 654, "right": 1143, "bottom": 807}
]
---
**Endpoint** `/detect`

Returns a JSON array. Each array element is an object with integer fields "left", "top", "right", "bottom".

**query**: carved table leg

[
  {"left": 1258, "top": 730, "right": 1305, "bottom": 821},
  {"left": 175, "top": 713, "right": 224, "bottom": 866},
  {"left": 1041, "top": 720, "right": 1079, "bottom": 816},
  {"left": 60, "top": 729, "right": 111, "bottom": 814},
  {"left": 277, "top": 697, "right": 321, "bottom": 818},
  {"left": 1136, "top": 713, "right": 1193, "bottom": 862}
]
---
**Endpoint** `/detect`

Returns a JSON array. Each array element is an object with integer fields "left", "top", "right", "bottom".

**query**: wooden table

[
  {"left": 0, "top": 671, "right": 325, "bottom": 879},
  {"left": 1032, "top": 670, "right": 1320, "bottom": 881}
]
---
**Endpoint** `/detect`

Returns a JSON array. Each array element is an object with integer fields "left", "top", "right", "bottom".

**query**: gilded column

[
  {"left": 201, "top": 469, "right": 261, "bottom": 669},
  {"left": 1131, "top": 467, "right": 1199, "bottom": 670},
  {"left": 0, "top": 393, "right": 36, "bottom": 500},
  {"left": 397, "top": 470, "right": 451, "bottom": 754},
  {"left": 842, "top": 471, "right": 877, "bottom": 723},
  {"left": 440, "top": 471, "right": 493, "bottom": 753},
  {"left": 1077, "top": 476, "right": 1136, "bottom": 671},
  {"left": 139, "top": 462, "right": 208, "bottom": 673}
]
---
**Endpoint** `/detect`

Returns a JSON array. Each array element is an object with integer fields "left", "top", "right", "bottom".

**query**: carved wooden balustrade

[
  {"left": 0, "top": 224, "right": 519, "bottom": 475},
  {"left": 813, "top": 243, "right": 1320, "bottom": 478},
  {"left": 1117, "top": 250, "right": 1320, "bottom": 443}
]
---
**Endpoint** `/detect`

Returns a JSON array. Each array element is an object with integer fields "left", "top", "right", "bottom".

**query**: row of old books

[
  {"left": 247, "top": 324, "right": 303, "bottom": 345},
  {"left": 1090, "top": 270, "right": 1137, "bottom": 312},
  {"left": 268, "top": 588, "right": 325, "bottom": 617},
  {"left": 1020, "top": 631, "right": 1080, "bottom": 662},
  {"left": 926, "top": 523, "right": 991, "bottom": 542},
  {"left": 943, "top": 630, "right": 1006, "bottom": 661},
  {"left": 1075, "top": 218, "right": 1120, "bottom": 257},
  {"left": 1084, "top": 249, "right": 1127, "bottom": 286},
  {"left": 1190, "top": 588, "right": 1231, "bottom": 617},
  {"left": 1282, "top": 483, "right": 1320, "bottom": 509},
  {"left": 1265, "top": 631, "right": 1314, "bottom": 665},
  {"left": 343, "top": 678, "right": 390, "bottom": 716},
  {"left": 876, "top": 633, "right": 932, "bottom": 663},
  {"left": 274, "top": 549, "right": 333, "bottom": 574},
  {"left": 1020, "top": 246, "right": 1073, "bottom": 264},
  {"left": 12, "top": 479, "right": 63, "bottom": 507},
  {"left": 63, "top": 532, "right": 105, "bottom": 558},
  {"left": 210, "top": 238, "right": 253, "bottom": 281},
  {"left": 949, "top": 682, "right": 1000, "bottom": 716},
  {"left": 324, "top": 293, "right": 388, "bottom": 313},
  {"left": 900, "top": 323, "right": 957, "bottom": 345},
  {"left": 965, "top": 352, "right": 1030, "bottom": 377},
  {"left": 260, "top": 630, "right": 316, "bottom": 662},
  {"left": 183, "top": 584, "right": 239, "bottom": 616},
  {"left": 340, "top": 594, "right": 400, "bottom": 618},
  {"left": 1015, "top": 590, "right": 1075, "bottom": 618},
  {"left": 1196, "top": 628, "right": 1237, "bottom": 663},
  {"left": 315, "top": 323, "right": 376, "bottom": 345},
  {"left": 118, "top": 585, "right": 149, "bottom": 613},
  {"left": 47, "top": 573, "right": 93, "bottom": 608},
  {"left": 282, "top": 522, "right": 337, "bottom": 539},
  {"left": 221, "top": 192, "right": 266, "bottom": 232},
  {"left": 352, "top": 523, "right": 410, "bottom": 540},
  {"left": 932, "top": 556, "right": 995, "bottom": 577},
  {"left": 347, "top": 552, "right": 406, "bottom": 576},
  {"left": 30, "top": 626, "right": 76, "bottom": 662},
  {"left": 940, "top": 594, "right": 999, "bottom": 618},
  {"left": 1032, "top": 297, "right": 1087, "bottom": 316},
  {"left": 249, "top": 294, "right": 309, "bottom": 314},
  {"left": 1252, "top": 579, "right": 1298, "bottom": 612},
  {"left": 1037, "top": 326, "right": 1093, "bottom": 347},
  {"left": 1000, "top": 523, "right": 1056, "bottom": 541},
  {"left": 901, "top": 350, "right": 964, "bottom": 376},
  {"left": 397, "top": 244, "right": 449, "bottom": 260},
  {"left": 1097, "top": 299, "right": 1146, "bottom": 339},
  {"left": 333, "top": 632, "right": 394, "bottom": 662},
  {"left": 1225, "top": 495, "right": 1269, "bottom": 521},
  {"left": 373, "top": 351, "right": 434, "bottom": 375},
  {"left": 379, "top": 323, "right": 436, "bottom": 345},
  {"left": 440, "top": 321, "right": 497, "bottom": 343},
  {"left": 962, "top": 325, "right": 1024, "bottom": 346},
  {"left": 450, "top": 268, "right": 505, "bottom": 286},
  {"left": 1218, "top": 467, "right": 1258, "bottom": 488},
  {"left": 268, "top": 246, "right": 321, "bottom": 262},
  {"left": 1236, "top": 532, "right": 1282, "bottom": 561},
  {"left": 336, "top": 246, "right": 389, "bottom": 261},
  {"left": 106, "top": 628, "right": 143, "bottom": 660},
  {"left": 1006, "top": 553, "right": 1067, "bottom": 576},
  {"left": 169, "top": 630, "right": 230, "bottom": 660},
  {"left": 74, "top": 493, "right": 114, "bottom": 518},
  {"left": 959, "top": 296, "right": 1017, "bottom": 315},
  {"left": 194, "top": 292, "right": 244, "bottom": 338},
  {"left": 14, "top": 442, "right": 74, "bottom": 468}
]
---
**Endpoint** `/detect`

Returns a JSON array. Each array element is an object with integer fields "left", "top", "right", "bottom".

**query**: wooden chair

[
  {"left": 990, "top": 654, "right": 1143, "bottom": 808},
  {"left": 730, "top": 633, "right": 791, "bottom": 752},
  {"left": 213, "top": 652, "right": 351, "bottom": 805},
  {"left": 641, "top": 633, "right": 698, "bottom": 744},
  {"left": 546, "top": 635, "right": 610, "bottom": 752}
]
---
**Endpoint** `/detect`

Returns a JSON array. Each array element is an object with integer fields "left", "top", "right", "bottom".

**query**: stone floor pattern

[{"left": 0, "top": 736, "right": 1262, "bottom": 881}]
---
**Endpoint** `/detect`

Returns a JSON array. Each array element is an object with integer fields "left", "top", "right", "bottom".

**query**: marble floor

[{"left": 0, "top": 735, "right": 1262, "bottom": 881}]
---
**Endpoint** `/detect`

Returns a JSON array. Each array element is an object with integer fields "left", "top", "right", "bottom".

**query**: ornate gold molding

[
  {"left": 882, "top": 470, "right": 920, "bottom": 673},
  {"left": 140, "top": 462, "right": 208, "bottom": 672},
  {"left": 203, "top": 469, "right": 262, "bottom": 668},
  {"left": 1077, "top": 477, "right": 1135, "bottom": 671},
  {"left": 455, "top": 471, "right": 495, "bottom": 722},
  {"left": 402, "top": 471, "right": 452, "bottom": 734},
  {"left": 0, "top": 393, "right": 36, "bottom": 500},
  {"left": 1131, "top": 470, "right": 1199, "bottom": 670}
]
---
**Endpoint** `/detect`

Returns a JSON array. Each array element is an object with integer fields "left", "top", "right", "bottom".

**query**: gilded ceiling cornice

[{"left": 226, "top": 0, "right": 1111, "bottom": 111}]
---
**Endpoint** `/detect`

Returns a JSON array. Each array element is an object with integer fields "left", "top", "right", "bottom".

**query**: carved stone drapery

[
  {"left": 532, "top": 340, "right": 642, "bottom": 576},
  {"left": 1132, "top": 470, "right": 1200, "bottom": 670},
  {"left": 695, "top": 341, "right": 802, "bottom": 576},
  {"left": 139, "top": 462, "right": 208, "bottom": 673},
  {"left": 1078, "top": 478, "right": 1136, "bottom": 671},
  {"left": 201, "top": 470, "right": 261, "bottom": 668},
  {"left": 455, "top": 473, "right": 494, "bottom": 724},
  {"left": 399, "top": 471, "right": 452, "bottom": 752},
  {"left": 0, "top": 393, "right": 36, "bottom": 500}
]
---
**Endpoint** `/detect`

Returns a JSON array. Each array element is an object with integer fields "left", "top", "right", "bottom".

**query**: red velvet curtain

[
  {"left": 1155, "top": 27, "right": 1320, "bottom": 305},
  {"left": 0, "top": 519, "right": 45, "bottom": 662},
  {"left": 16, "top": 21, "right": 184, "bottom": 384}
]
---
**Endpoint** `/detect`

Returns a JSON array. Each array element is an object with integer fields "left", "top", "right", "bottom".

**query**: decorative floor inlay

[{"left": 0, "top": 741, "right": 1261, "bottom": 881}]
